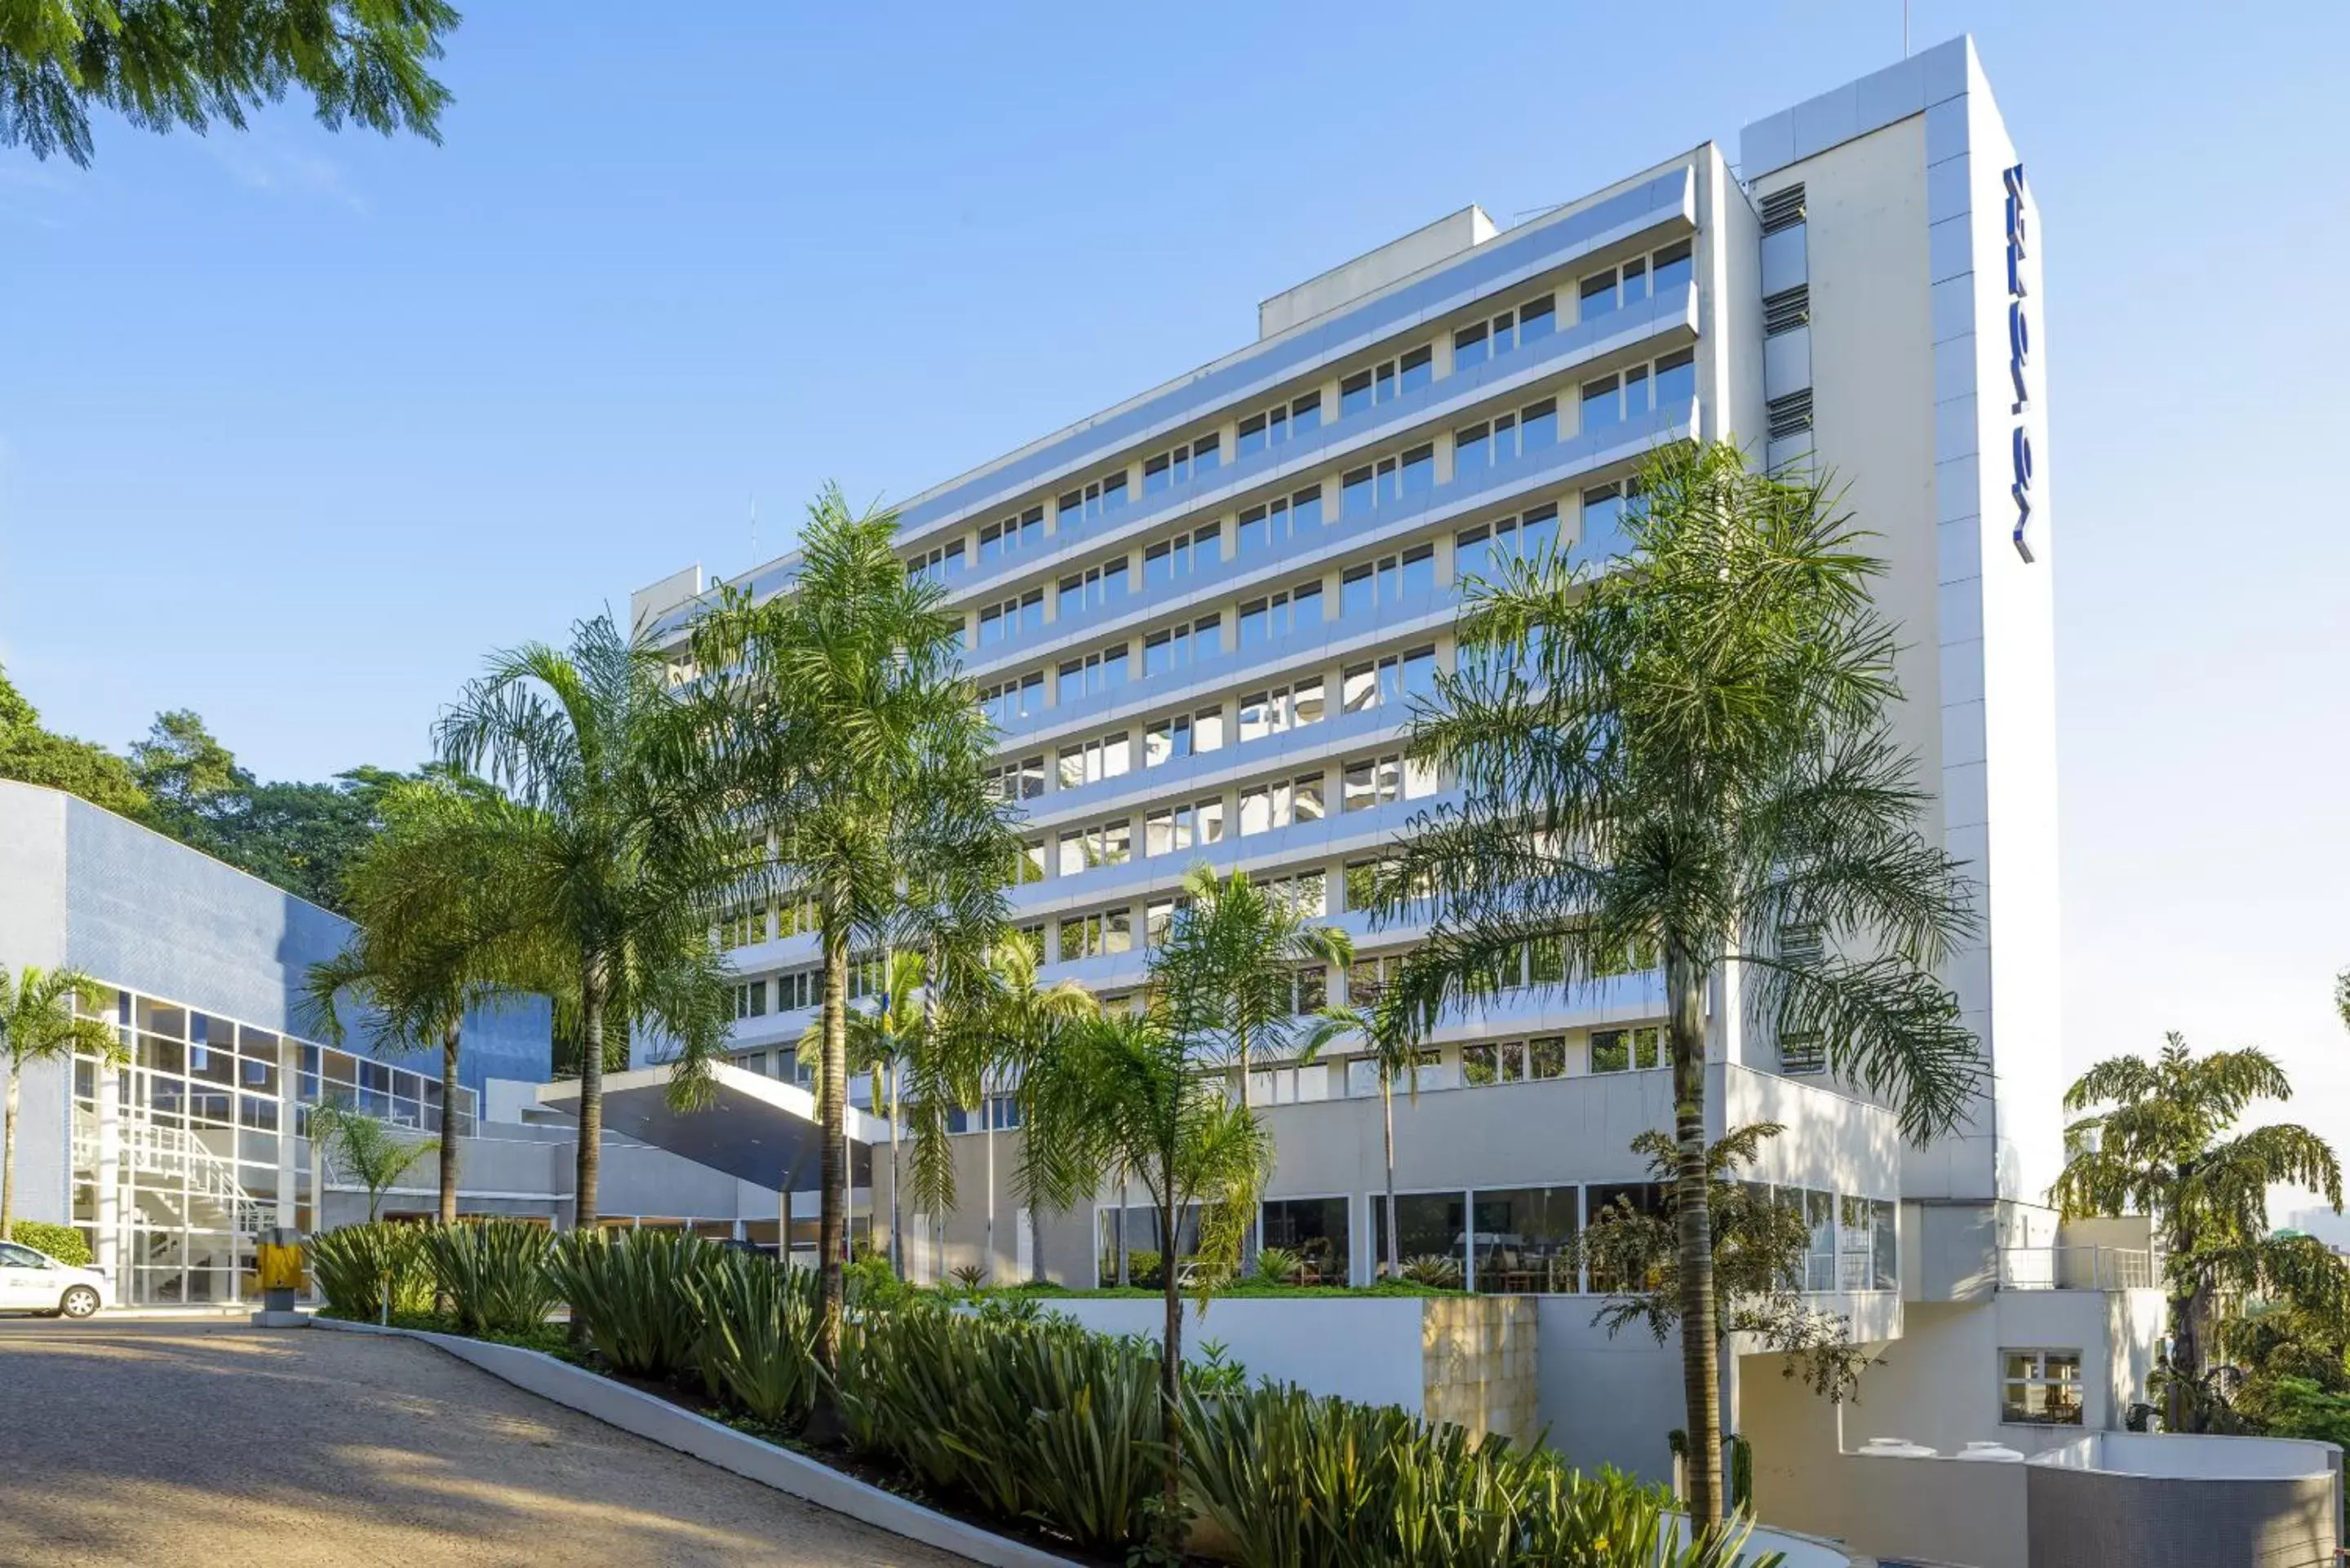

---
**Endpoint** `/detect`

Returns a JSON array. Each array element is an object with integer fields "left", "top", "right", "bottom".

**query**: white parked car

[{"left": 0, "top": 1239, "right": 108, "bottom": 1318}]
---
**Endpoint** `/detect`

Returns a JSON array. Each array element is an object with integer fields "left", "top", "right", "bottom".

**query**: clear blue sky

[{"left": 4, "top": 3, "right": 2347, "bottom": 1149}]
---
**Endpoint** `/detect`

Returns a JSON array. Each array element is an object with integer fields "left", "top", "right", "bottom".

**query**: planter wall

[{"left": 1044, "top": 1295, "right": 1540, "bottom": 1443}]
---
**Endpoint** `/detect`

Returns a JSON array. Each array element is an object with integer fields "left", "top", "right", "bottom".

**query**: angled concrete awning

[{"left": 536, "top": 1063, "right": 880, "bottom": 1192}]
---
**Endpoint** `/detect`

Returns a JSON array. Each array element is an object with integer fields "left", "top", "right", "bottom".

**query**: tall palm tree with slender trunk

[
  {"left": 2, "top": 965, "right": 123, "bottom": 1241},
  {"left": 437, "top": 613, "right": 739, "bottom": 1237},
  {"left": 2053, "top": 1032, "right": 2342, "bottom": 1431},
  {"left": 303, "top": 774, "right": 560, "bottom": 1225},
  {"left": 1152, "top": 864, "right": 1350, "bottom": 1265},
  {"left": 978, "top": 931, "right": 1099, "bottom": 1282},
  {"left": 1376, "top": 440, "right": 1980, "bottom": 1528},
  {"left": 1022, "top": 1007, "right": 1270, "bottom": 1552},
  {"left": 1302, "top": 991, "right": 1419, "bottom": 1278},
  {"left": 687, "top": 485, "right": 988, "bottom": 1426},
  {"left": 796, "top": 950, "right": 924, "bottom": 1273}
]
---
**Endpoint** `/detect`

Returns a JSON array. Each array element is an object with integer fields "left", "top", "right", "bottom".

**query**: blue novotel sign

[{"left": 2004, "top": 162, "right": 2037, "bottom": 563}]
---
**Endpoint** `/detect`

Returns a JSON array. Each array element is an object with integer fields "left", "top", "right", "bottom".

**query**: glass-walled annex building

[
  {"left": 0, "top": 779, "right": 530, "bottom": 1308},
  {"left": 67, "top": 984, "right": 477, "bottom": 1305}
]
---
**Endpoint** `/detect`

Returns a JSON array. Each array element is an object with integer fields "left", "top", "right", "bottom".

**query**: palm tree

[
  {"left": 796, "top": 950, "right": 924, "bottom": 1274},
  {"left": 2, "top": 964, "right": 123, "bottom": 1241},
  {"left": 304, "top": 774, "right": 555, "bottom": 1225},
  {"left": 686, "top": 485, "right": 987, "bottom": 1413},
  {"left": 308, "top": 1098, "right": 438, "bottom": 1223},
  {"left": 980, "top": 932, "right": 1099, "bottom": 1283},
  {"left": 1151, "top": 864, "right": 1350, "bottom": 1265},
  {"left": 1374, "top": 440, "right": 1980, "bottom": 1527},
  {"left": 437, "top": 613, "right": 740, "bottom": 1235},
  {"left": 1022, "top": 1006, "right": 1270, "bottom": 1552},
  {"left": 2052, "top": 1032, "right": 2343, "bottom": 1431},
  {"left": 1303, "top": 992, "right": 1420, "bottom": 1280}
]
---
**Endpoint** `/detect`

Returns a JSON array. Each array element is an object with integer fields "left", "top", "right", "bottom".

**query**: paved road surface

[{"left": 0, "top": 1320, "right": 966, "bottom": 1567}]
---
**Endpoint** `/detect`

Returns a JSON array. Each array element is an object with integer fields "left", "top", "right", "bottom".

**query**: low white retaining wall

[
  {"left": 308, "top": 1317, "right": 1075, "bottom": 1567},
  {"left": 1043, "top": 1295, "right": 1428, "bottom": 1410}
]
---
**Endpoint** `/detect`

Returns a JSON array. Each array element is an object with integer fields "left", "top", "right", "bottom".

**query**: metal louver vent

[
  {"left": 1764, "top": 285, "right": 1811, "bottom": 337},
  {"left": 1760, "top": 183, "right": 1807, "bottom": 235},
  {"left": 1766, "top": 389, "right": 1814, "bottom": 441}
]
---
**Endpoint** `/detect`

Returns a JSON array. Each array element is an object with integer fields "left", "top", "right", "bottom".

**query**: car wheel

[{"left": 59, "top": 1286, "right": 101, "bottom": 1320}]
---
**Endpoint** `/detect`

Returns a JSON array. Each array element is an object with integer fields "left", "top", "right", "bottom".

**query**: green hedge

[
  {"left": 9, "top": 1220, "right": 90, "bottom": 1268},
  {"left": 304, "top": 1229, "right": 1778, "bottom": 1566}
]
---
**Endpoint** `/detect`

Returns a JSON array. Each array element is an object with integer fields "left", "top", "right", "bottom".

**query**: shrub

[
  {"left": 1183, "top": 1382, "right": 1780, "bottom": 1568},
  {"left": 425, "top": 1220, "right": 561, "bottom": 1337},
  {"left": 844, "top": 1251, "right": 911, "bottom": 1313},
  {"left": 1124, "top": 1248, "right": 1164, "bottom": 1288},
  {"left": 308, "top": 1223, "right": 432, "bottom": 1318},
  {"left": 1400, "top": 1254, "right": 1465, "bottom": 1289},
  {"left": 1253, "top": 1245, "right": 1306, "bottom": 1286},
  {"left": 545, "top": 1228, "right": 723, "bottom": 1380},
  {"left": 685, "top": 1250, "right": 820, "bottom": 1427},
  {"left": 11, "top": 1220, "right": 89, "bottom": 1268},
  {"left": 948, "top": 1263, "right": 987, "bottom": 1291},
  {"left": 837, "top": 1304, "right": 1168, "bottom": 1555}
]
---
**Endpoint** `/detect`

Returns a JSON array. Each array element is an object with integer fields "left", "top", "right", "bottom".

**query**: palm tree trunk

[
  {"left": 1158, "top": 1181, "right": 1184, "bottom": 1552},
  {"left": 983, "top": 1074, "right": 997, "bottom": 1282},
  {"left": 1236, "top": 1020, "right": 1257, "bottom": 1273},
  {"left": 1381, "top": 1071, "right": 1399, "bottom": 1282},
  {"left": 574, "top": 955, "right": 609, "bottom": 1232},
  {"left": 1, "top": 1058, "right": 20, "bottom": 1242},
  {"left": 887, "top": 1063, "right": 904, "bottom": 1278},
  {"left": 438, "top": 1025, "right": 461, "bottom": 1227},
  {"left": 815, "top": 907, "right": 849, "bottom": 1386},
  {"left": 1114, "top": 1168, "right": 1128, "bottom": 1287},
  {"left": 1666, "top": 941, "right": 1723, "bottom": 1529},
  {"left": 2168, "top": 1268, "right": 2212, "bottom": 1432}
]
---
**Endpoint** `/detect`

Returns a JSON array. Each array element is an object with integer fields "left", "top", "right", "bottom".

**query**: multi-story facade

[{"left": 632, "top": 34, "right": 2141, "bottom": 1514}]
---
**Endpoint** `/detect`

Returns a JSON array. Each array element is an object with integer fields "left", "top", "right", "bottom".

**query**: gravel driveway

[{"left": 0, "top": 1321, "right": 968, "bottom": 1567}]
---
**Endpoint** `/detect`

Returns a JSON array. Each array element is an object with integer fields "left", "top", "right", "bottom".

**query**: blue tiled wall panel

[{"left": 60, "top": 798, "right": 550, "bottom": 1092}]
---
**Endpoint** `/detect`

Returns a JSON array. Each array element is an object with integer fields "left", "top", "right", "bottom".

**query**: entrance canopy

[{"left": 536, "top": 1063, "right": 882, "bottom": 1192}]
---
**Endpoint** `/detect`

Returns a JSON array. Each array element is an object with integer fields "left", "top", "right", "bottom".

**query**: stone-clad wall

[{"left": 1421, "top": 1296, "right": 1541, "bottom": 1444}]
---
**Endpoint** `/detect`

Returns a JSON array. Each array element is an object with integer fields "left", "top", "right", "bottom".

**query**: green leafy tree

[
  {"left": 2, "top": 964, "right": 124, "bottom": 1239},
  {"left": 308, "top": 1097, "right": 436, "bottom": 1222},
  {"left": 1373, "top": 440, "right": 1980, "bottom": 1527},
  {"left": 129, "top": 708, "right": 249, "bottom": 819},
  {"left": 304, "top": 773, "right": 554, "bottom": 1224},
  {"left": 1, "top": 0, "right": 458, "bottom": 167},
  {"left": 2054, "top": 1032, "right": 2344, "bottom": 1432},
  {"left": 687, "top": 484, "right": 993, "bottom": 1424},
  {"left": 1580, "top": 1124, "right": 1878, "bottom": 1402},
  {"left": 437, "top": 612, "right": 739, "bottom": 1237},
  {"left": 0, "top": 662, "right": 149, "bottom": 818},
  {"left": 1021, "top": 1007, "right": 1272, "bottom": 1552},
  {"left": 2215, "top": 1235, "right": 2350, "bottom": 1432}
]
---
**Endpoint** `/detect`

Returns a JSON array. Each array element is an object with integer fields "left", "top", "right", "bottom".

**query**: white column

[
  {"left": 94, "top": 1064, "right": 121, "bottom": 1292},
  {"left": 275, "top": 1038, "right": 299, "bottom": 1229}
]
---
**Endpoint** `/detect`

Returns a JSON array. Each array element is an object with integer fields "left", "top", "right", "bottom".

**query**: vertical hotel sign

[{"left": 2004, "top": 162, "right": 2037, "bottom": 563}]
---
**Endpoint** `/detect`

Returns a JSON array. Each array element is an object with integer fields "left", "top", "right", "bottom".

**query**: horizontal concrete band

[{"left": 306, "top": 1316, "right": 1076, "bottom": 1568}]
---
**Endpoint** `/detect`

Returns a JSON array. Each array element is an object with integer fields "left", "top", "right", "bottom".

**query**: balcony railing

[{"left": 1998, "top": 1245, "right": 2153, "bottom": 1291}]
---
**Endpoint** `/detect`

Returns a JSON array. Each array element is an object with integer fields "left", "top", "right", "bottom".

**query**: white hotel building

[{"left": 628, "top": 37, "right": 2188, "bottom": 1544}]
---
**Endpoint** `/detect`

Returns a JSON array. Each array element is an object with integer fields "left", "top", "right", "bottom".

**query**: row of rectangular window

[
  {"left": 975, "top": 380, "right": 1644, "bottom": 648},
  {"left": 1002, "top": 644, "right": 1438, "bottom": 814},
  {"left": 946, "top": 241, "right": 1696, "bottom": 583},
  {"left": 973, "top": 485, "right": 1621, "bottom": 728}
]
